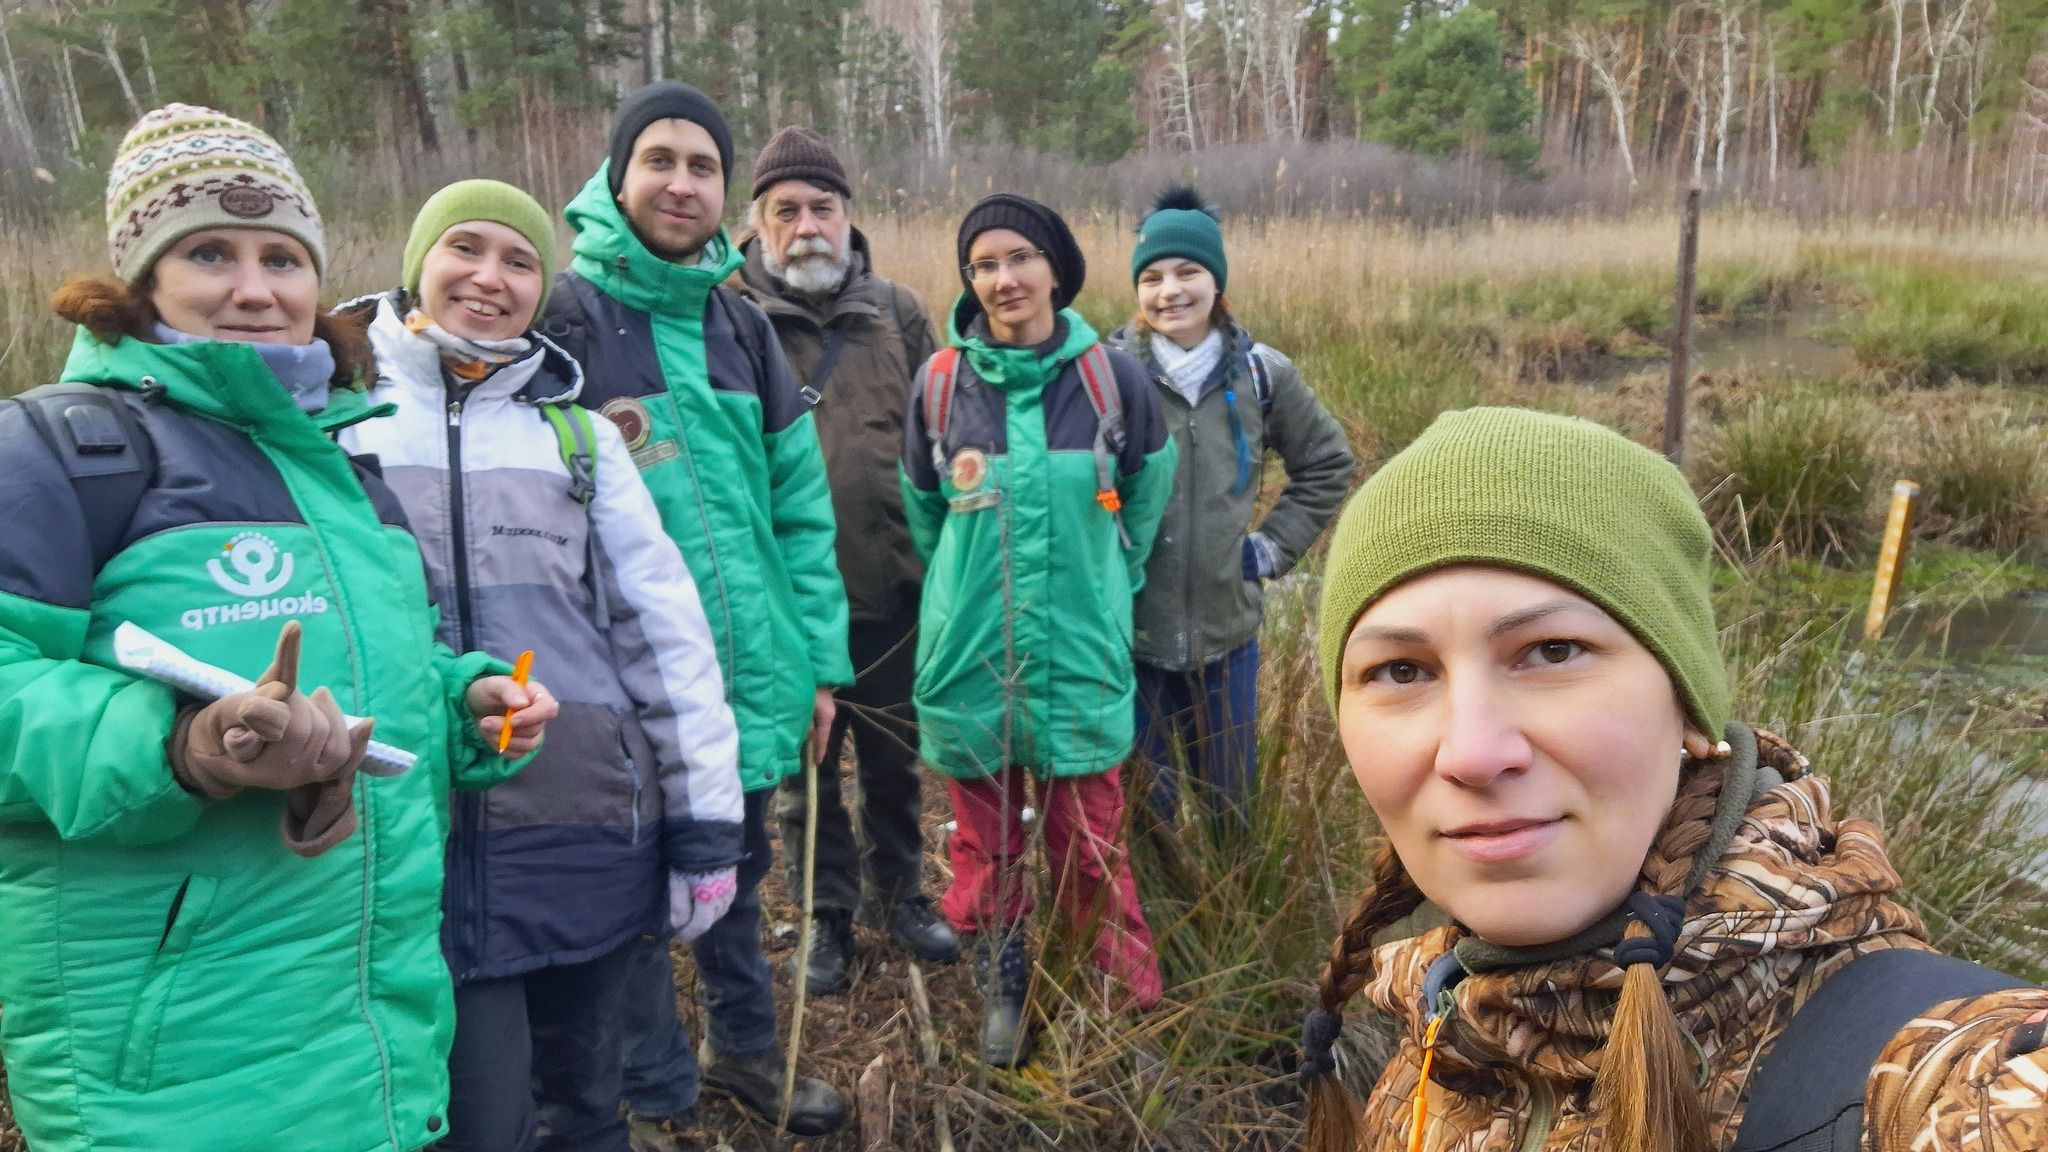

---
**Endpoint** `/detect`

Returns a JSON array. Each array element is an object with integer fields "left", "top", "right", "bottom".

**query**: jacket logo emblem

[
  {"left": 601, "top": 397, "right": 652, "bottom": 450},
  {"left": 208, "top": 531, "right": 295, "bottom": 597},
  {"left": 218, "top": 186, "right": 275, "bottom": 219},
  {"left": 950, "top": 447, "right": 988, "bottom": 493}
]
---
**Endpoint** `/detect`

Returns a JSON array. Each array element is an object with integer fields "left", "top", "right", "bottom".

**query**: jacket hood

[
  {"left": 58, "top": 326, "right": 390, "bottom": 436},
  {"left": 947, "top": 299, "right": 1099, "bottom": 393},
  {"left": 342, "top": 289, "right": 585, "bottom": 406},
  {"left": 564, "top": 162, "right": 744, "bottom": 316},
  {"left": 1364, "top": 726, "right": 1928, "bottom": 1093}
]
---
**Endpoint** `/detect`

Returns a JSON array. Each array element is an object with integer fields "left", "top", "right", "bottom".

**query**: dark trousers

[
  {"left": 443, "top": 942, "right": 635, "bottom": 1152},
  {"left": 776, "top": 613, "right": 926, "bottom": 915},
  {"left": 619, "top": 789, "right": 777, "bottom": 1119},
  {"left": 1134, "top": 639, "right": 1261, "bottom": 822}
]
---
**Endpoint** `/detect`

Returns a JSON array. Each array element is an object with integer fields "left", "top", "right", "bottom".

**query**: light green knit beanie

[
  {"left": 402, "top": 179, "right": 557, "bottom": 311},
  {"left": 1316, "top": 407, "right": 1729, "bottom": 737}
]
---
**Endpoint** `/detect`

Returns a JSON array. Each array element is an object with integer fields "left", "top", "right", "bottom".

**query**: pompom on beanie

[
  {"left": 1130, "top": 184, "right": 1227, "bottom": 293},
  {"left": 105, "top": 103, "right": 325, "bottom": 285},
  {"left": 1316, "top": 407, "right": 1730, "bottom": 738},
  {"left": 402, "top": 179, "right": 558, "bottom": 311}
]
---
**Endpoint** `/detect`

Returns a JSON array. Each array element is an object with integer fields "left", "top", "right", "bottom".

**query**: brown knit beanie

[{"left": 750, "top": 126, "right": 852, "bottom": 203}]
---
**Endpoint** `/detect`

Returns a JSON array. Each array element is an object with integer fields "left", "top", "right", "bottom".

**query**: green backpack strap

[
  {"left": 540, "top": 402, "right": 609, "bottom": 630},
  {"left": 541, "top": 402, "right": 598, "bottom": 506}
]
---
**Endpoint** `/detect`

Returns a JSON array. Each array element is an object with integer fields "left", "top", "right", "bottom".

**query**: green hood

[
  {"left": 565, "top": 162, "right": 745, "bottom": 316},
  {"left": 58, "top": 328, "right": 392, "bottom": 436},
  {"left": 947, "top": 297, "right": 1100, "bottom": 393}
]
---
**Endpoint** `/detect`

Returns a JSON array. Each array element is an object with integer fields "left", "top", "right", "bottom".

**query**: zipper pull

[
  {"left": 447, "top": 399, "right": 462, "bottom": 426},
  {"left": 1409, "top": 992, "right": 1455, "bottom": 1152}
]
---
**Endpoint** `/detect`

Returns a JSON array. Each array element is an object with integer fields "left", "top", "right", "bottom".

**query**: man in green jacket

[{"left": 539, "top": 82, "right": 851, "bottom": 1140}]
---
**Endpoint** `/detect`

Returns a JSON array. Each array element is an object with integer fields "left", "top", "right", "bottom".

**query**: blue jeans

[
  {"left": 621, "top": 789, "right": 777, "bottom": 1118},
  {"left": 1134, "top": 640, "right": 1260, "bottom": 822}
]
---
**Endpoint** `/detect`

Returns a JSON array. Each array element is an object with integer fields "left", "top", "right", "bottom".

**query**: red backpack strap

[
  {"left": 1073, "top": 343, "right": 1132, "bottom": 548},
  {"left": 923, "top": 347, "right": 962, "bottom": 476}
]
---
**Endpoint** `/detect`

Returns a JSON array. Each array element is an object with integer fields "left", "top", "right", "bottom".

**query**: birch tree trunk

[{"left": 0, "top": 3, "right": 37, "bottom": 172}]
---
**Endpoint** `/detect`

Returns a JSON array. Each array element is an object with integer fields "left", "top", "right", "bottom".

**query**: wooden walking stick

[{"left": 781, "top": 745, "right": 821, "bottom": 1129}]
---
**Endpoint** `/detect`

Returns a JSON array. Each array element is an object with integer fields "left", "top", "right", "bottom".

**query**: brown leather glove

[
  {"left": 168, "top": 621, "right": 373, "bottom": 801},
  {"left": 280, "top": 762, "right": 361, "bottom": 858}
]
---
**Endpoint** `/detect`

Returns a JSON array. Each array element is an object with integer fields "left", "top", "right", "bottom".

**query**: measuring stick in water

[{"left": 112, "top": 621, "right": 419, "bottom": 777}]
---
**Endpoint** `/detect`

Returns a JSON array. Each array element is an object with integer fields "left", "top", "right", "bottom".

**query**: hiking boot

[
  {"left": 625, "top": 1108, "right": 703, "bottom": 1152},
  {"left": 791, "top": 909, "right": 854, "bottom": 995},
  {"left": 887, "top": 896, "right": 960, "bottom": 962},
  {"left": 699, "top": 1044, "right": 847, "bottom": 1137},
  {"left": 974, "top": 932, "right": 1034, "bottom": 1067}
]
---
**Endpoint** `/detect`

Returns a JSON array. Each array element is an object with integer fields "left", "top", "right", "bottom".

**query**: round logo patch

[
  {"left": 218, "top": 186, "right": 276, "bottom": 219},
  {"left": 950, "top": 447, "right": 988, "bottom": 493},
  {"left": 601, "top": 397, "right": 652, "bottom": 450}
]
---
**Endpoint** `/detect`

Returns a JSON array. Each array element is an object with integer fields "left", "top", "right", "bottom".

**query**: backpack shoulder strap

[
  {"left": 1073, "top": 343, "right": 1132, "bottom": 548},
  {"left": 922, "top": 347, "right": 963, "bottom": 477},
  {"left": 538, "top": 401, "right": 612, "bottom": 630},
  {"left": 540, "top": 402, "right": 597, "bottom": 506},
  {"left": 13, "top": 382, "right": 156, "bottom": 570},
  {"left": 1731, "top": 948, "right": 2029, "bottom": 1152},
  {"left": 714, "top": 285, "right": 770, "bottom": 387},
  {"left": 1246, "top": 343, "right": 1275, "bottom": 414}
]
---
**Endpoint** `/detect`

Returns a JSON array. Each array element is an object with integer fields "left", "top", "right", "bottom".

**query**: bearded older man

[{"left": 735, "top": 127, "right": 956, "bottom": 995}]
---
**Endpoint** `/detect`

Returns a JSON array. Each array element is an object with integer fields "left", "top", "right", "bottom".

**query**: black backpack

[{"left": 1731, "top": 948, "right": 2031, "bottom": 1152}]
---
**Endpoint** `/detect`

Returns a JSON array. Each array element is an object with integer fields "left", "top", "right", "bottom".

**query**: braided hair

[{"left": 1303, "top": 751, "right": 1730, "bottom": 1152}]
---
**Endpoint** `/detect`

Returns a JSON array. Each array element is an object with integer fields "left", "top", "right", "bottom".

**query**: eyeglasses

[{"left": 962, "top": 249, "right": 1046, "bottom": 282}]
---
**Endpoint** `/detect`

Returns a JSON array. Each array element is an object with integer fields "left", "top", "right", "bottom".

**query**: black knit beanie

[
  {"left": 608, "top": 81, "right": 734, "bottom": 196},
  {"left": 956, "top": 193, "right": 1086, "bottom": 312}
]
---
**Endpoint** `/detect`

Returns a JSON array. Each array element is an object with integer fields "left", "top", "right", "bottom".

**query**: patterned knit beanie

[
  {"left": 1131, "top": 184, "right": 1227, "bottom": 293},
  {"left": 403, "top": 179, "right": 557, "bottom": 312},
  {"left": 106, "top": 103, "right": 325, "bottom": 285},
  {"left": 1316, "top": 407, "right": 1730, "bottom": 737}
]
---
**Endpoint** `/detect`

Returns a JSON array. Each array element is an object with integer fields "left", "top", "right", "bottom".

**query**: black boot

[
  {"left": 887, "top": 895, "right": 960, "bottom": 962},
  {"left": 699, "top": 1044, "right": 848, "bottom": 1136},
  {"left": 974, "top": 932, "right": 1034, "bottom": 1067},
  {"left": 792, "top": 908, "right": 854, "bottom": 995}
]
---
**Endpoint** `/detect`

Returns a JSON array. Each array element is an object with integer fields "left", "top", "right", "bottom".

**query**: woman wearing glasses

[{"left": 900, "top": 193, "right": 1176, "bottom": 1066}]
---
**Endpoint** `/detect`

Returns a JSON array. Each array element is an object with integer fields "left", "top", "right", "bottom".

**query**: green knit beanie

[
  {"left": 402, "top": 179, "right": 557, "bottom": 311},
  {"left": 1316, "top": 407, "right": 1729, "bottom": 737},
  {"left": 1131, "top": 185, "right": 1227, "bottom": 293}
]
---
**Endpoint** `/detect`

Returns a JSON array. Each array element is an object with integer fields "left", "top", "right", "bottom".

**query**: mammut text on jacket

[
  {"left": 0, "top": 331, "right": 521, "bottom": 1152},
  {"left": 541, "top": 164, "right": 853, "bottom": 793},
  {"left": 339, "top": 291, "right": 745, "bottom": 983},
  {"left": 901, "top": 305, "right": 1176, "bottom": 779}
]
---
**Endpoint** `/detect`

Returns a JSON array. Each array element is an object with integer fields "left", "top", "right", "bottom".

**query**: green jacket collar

[
  {"left": 58, "top": 327, "right": 392, "bottom": 435},
  {"left": 947, "top": 301, "right": 1098, "bottom": 393},
  {"left": 565, "top": 163, "right": 744, "bottom": 317}
]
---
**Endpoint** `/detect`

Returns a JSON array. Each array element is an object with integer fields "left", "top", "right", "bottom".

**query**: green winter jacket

[
  {"left": 901, "top": 307, "right": 1176, "bottom": 778},
  {"left": 1107, "top": 323, "right": 1356, "bottom": 670},
  {"left": 0, "top": 331, "right": 520, "bottom": 1152},
  {"left": 546, "top": 166, "right": 853, "bottom": 792}
]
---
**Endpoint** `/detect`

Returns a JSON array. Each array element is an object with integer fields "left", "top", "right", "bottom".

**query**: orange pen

[{"left": 498, "top": 650, "right": 534, "bottom": 754}]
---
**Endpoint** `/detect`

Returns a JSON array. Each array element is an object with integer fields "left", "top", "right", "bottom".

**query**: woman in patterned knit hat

[
  {"left": 0, "top": 105, "right": 556, "bottom": 1152},
  {"left": 1298, "top": 407, "right": 2047, "bottom": 1152}
]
